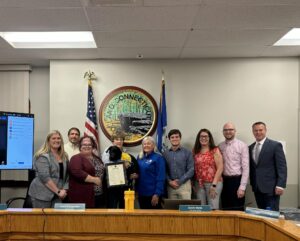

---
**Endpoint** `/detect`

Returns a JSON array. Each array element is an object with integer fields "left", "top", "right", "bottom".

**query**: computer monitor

[{"left": 0, "top": 111, "right": 34, "bottom": 170}]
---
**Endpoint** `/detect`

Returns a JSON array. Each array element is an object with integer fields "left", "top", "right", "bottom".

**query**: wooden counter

[{"left": 0, "top": 208, "right": 299, "bottom": 241}]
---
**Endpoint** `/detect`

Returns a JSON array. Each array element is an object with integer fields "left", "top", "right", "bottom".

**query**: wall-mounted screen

[{"left": 0, "top": 111, "right": 34, "bottom": 170}]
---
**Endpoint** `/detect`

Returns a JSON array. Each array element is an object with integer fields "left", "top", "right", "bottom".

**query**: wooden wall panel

[
  {"left": 9, "top": 214, "right": 45, "bottom": 232},
  {"left": 266, "top": 226, "right": 297, "bottom": 241},
  {"left": 18, "top": 213, "right": 235, "bottom": 236},
  {"left": 0, "top": 209, "right": 299, "bottom": 241},
  {"left": 239, "top": 218, "right": 265, "bottom": 240},
  {"left": 0, "top": 213, "right": 8, "bottom": 233}
]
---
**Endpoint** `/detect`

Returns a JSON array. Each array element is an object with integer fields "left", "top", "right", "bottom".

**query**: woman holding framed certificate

[{"left": 136, "top": 136, "right": 166, "bottom": 209}]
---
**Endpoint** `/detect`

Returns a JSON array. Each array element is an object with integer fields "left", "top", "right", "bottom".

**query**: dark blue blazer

[{"left": 249, "top": 138, "right": 287, "bottom": 194}]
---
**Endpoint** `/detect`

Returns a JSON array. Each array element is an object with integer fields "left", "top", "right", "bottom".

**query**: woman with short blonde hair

[{"left": 136, "top": 136, "right": 166, "bottom": 209}]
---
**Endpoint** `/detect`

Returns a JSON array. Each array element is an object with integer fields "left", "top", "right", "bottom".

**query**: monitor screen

[{"left": 0, "top": 111, "right": 34, "bottom": 170}]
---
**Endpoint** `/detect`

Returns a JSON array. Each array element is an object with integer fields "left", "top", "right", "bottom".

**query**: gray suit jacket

[
  {"left": 249, "top": 138, "right": 287, "bottom": 194},
  {"left": 28, "top": 152, "right": 68, "bottom": 201}
]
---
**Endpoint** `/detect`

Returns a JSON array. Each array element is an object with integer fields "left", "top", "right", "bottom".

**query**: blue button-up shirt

[{"left": 163, "top": 146, "right": 194, "bottom": 185}]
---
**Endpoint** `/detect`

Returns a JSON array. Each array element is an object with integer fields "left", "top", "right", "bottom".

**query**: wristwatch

[{"left": 57, "top": 190, "right": 61, "bottom": 195}]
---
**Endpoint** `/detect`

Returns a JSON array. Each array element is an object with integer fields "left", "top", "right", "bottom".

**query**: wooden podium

[{"left": 0, "top": 208, "right": 299, "bottom": 241}]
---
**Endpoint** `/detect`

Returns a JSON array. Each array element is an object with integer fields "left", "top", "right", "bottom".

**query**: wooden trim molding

[{"left": 0, "top": 209, "right": 299, "bottom": 241}]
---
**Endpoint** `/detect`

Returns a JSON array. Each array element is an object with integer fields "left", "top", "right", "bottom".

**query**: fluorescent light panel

[
  {"left": 0, "top": 32, "right": 97, "bottom": 48},
  {"left": 274, "top": 28, "right": 300, "bottom": 46}
]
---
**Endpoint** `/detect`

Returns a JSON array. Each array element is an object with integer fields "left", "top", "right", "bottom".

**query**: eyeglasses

[
  {"left": 82, "top": 144, "right": 92, "bottom": 147},
  {"left": 223, "top": 129, "right": 235, "bottom": 132},
  {"left": 200, "top": 135, "right": 209, "bottom": 139}
]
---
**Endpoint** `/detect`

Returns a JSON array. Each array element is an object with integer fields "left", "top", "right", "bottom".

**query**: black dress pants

[
  {"left": 107, "top": 187, "right": 125, "bottom": 209},
  {"left": 254, "top": 189, "right": 280, "bottom": 211},
  {"left": 221, "top": 175, "right": 245, "bottom": 211},
  {"left": 138, "top": 196, "right": 162, "bottom": 209}
]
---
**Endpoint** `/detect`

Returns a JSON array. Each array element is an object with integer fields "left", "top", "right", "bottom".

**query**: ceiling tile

[
  {"left": 144, "top": 0, "right": 202, "bottom": 6},
  {"left": 193, "top": 4, "right": 300, "bottom": 29},
  {"left": 0, "top": 48, "right": 100, "bottom": 60},
  {"left": 0, "top": 1, "right": 299, "bottom": 66},
  {"left": 181, "top": 46, "right": 266, "bottom": 58},
  {"left": 97, "top": 47, "right": 181, "bottom": 58},
  {"left": 0, "top": 0, "right": 82, "bottom": 8},
  {"left": 261, "top": 46, "right": 300, "bottom": 56},
  {"left": 81, "top": 0, "right": 144, "bottom": 7},
  {"left": 202, "top": 0, "right": 300, "bottom": 6},
  {"left": 0, "top": 8, "right": 88, "bottom": 31},
  {"left": 94, "top": 30, "right": 188, "bottom": 48},
  {"left": 86, "top": 6, "right": 199, "bottom": 31},
  {"left": 185, "top": 29, "right": 290, "bottom": 47}
]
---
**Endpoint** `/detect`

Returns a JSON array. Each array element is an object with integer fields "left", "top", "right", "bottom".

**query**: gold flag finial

[
  {"left": 161, "top": 69, "right": 165, "bottom": 82},
  {"left": 84, "top": 70, "right": 97, "bottom": 85}
]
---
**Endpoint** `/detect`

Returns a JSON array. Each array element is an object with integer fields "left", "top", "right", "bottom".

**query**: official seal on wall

[{"left": 99, "top": 86, "right": 158, "bottom": 146}]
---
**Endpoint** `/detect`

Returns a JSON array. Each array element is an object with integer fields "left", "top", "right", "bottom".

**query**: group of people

[
  {"left": 162, "top": 122, "right": 287, "bottom": 211},
  {"left": 28, "top": 121, "right": 287, "bottom": 211}
]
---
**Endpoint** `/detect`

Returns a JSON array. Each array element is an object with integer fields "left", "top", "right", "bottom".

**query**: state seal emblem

[{"left": 99, "top": 86, "right": 158, "bottom": 146}]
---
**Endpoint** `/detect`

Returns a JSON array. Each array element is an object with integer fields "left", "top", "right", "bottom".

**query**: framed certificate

[{"left": 105, "top": 161, "right": 128, "bottom": 188}]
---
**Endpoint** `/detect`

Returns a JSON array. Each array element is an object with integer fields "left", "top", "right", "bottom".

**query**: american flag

[{"left": 84, "top": 81, "right": 99, "bottom": 148}]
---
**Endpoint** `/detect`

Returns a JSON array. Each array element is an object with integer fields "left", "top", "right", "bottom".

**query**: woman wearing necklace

[
  {"left": 68, "top": 136, "right": 105, "bottom": 208},
  {"left": 193, "top": 129, "right": 223, "bottom": 210},
  {"left": 28, "top": 130, "right": 68, "bottom": 208}
]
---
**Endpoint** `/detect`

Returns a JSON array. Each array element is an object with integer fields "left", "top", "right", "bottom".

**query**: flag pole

[
  {"left": 161, "top": 69, "right": 168, "bottom": 148},
  {"left": 84, "top": 70, "right": 100, "bottom": 151},
  {"left": 157, "top": 70, "right": 167, "bottom": 153}
]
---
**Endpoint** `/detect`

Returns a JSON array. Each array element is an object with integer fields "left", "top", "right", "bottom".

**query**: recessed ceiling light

[
  {"left": 0, "top": 32, "right": 97, "bottom": 48},
  {"left": 274, "top": 28, "right": 300, "bottom": 46}
]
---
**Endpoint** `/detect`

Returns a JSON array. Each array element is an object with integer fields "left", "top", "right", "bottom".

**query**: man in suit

[{"left": 249, "top": 122, "right": 287, "bottom": 211}]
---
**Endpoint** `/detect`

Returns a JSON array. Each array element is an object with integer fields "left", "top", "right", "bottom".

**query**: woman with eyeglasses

[
  {"left": 193, "top": 129, "right": 223, "bottom": 210},
  {"left": 68, "top": 136, "right": 105, "bottom": 208}
]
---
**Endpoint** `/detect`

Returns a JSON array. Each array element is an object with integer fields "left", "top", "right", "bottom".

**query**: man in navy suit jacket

[{"left": 249, "top": 122, "right": 287, "bottom": 211}]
